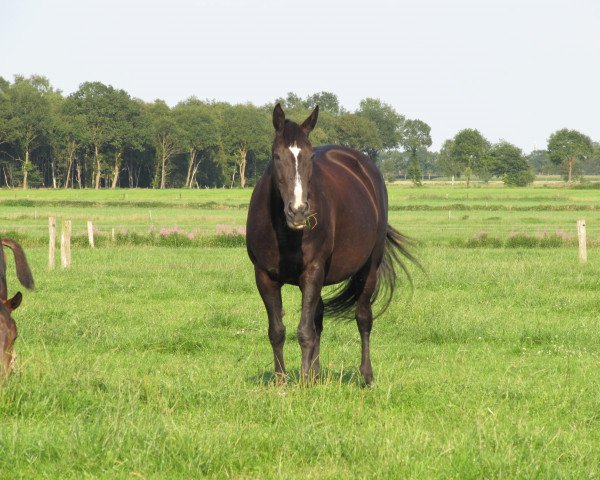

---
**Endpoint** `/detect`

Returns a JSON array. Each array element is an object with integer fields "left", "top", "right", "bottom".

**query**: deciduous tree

[
  {"left": 147, "top": 100, "right": 183, "bottom": 189},
  {"left": 490, "top": 141, "right": 534, "bottom": 186},
  {"left": 547, "top": 129, "right": 593, "bottom": 184},
  {"left": 334, "top": 113, "right": 382, "bottom": 154},
  {"left": 220, "top": 104, "right": 270, "bottom": 188},
  {"left": 356, "top": 98, "right": 404, "bottom": 159},
  {"left": 174, "top": 99, "right": 220, "bottom": 188},
  {"left": 6, "top": 76, "right": 54, "bottom": 188},
  {"left": 400, "top": 119, "right": 432, "bottom": 186},
  {"left": 449, "top": 129, "right": 490, "bottom": 187}
]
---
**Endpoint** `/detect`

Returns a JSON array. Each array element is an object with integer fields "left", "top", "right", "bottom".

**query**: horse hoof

[
  {"left": 274, "top": 373, "right": 287, "bottom": 386},
  {"left": 360, "top": 369, "right": 373, "bottom": 386}
]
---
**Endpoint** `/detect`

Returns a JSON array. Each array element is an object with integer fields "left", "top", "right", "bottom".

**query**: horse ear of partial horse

[
  {"left": 273, "top": 103, "right": 285, "bottom": 133},
  {"left": 301, "top": 105, "right": 319, "bottom": 134},
  {"left": 7, "top": 292, "right": 22, "bottom": 312}
]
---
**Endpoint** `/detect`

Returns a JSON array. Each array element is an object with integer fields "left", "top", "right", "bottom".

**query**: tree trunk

[
  {"left": 134, "top": 165, "right": 141, "bottom": 188},
  {"left": 2, "top": 166, "right": 11, "bottom": 188},
  {"left": 567, "top": 158, "right": 573, "bottom": 184},
  {"left": 94, "top": 144, "right": 101, "bottom": 189},
  {"left": 160, "top": 150, "right": 168, "bottom": 189},
  {"left": 126, "top": 161, "right": 134, "bottom": 188},
  {"left": 23, "top": 148, "right": 30, "bottom": 189},
  {"left": 51, "top": 161, "right": 57, "bottom": 188},
  {"left": 111, "top": 151, "right": 122, "bottom": 189},
  {"left": 64, "top": 149, "right": 74, "bottom": 189},
  {"left": 152, "top": 159, "right": 161, "bottom": 188},
  {"left": 238, "top": 148, "right": 247, "bottom": 188},
  {"left": 76, "top": 161, "right": 82, "bottom": 189},
  {"left": 185, "top": 147, "right": 197, "bottom": 188},
  {"left": 190, "top": 162, "right": 200, "bottom": 188}
]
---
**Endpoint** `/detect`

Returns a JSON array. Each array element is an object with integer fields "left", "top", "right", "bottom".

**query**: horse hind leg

[{"left": 355, "top": 265, "right": 378, "bottom": 386}]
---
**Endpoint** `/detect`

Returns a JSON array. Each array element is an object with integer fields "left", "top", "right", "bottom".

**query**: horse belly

[{"left": 324, "top": 223, "right": 379, "bottom": 285}]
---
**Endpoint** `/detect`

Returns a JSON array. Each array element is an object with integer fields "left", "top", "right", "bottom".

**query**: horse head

[{"left": 271, "top": 103, "right": 319, "bottom": 230}]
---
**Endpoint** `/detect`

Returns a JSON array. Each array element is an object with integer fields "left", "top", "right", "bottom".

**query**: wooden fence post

[
  {"left": 48, "top": 216, "right": 56, "bottom": 269},
  {"left": 61, "top": 220, "right": 72, "bottom": 268},
  {"left": 577, "top": 219, "right": 587, "bottom": 263},
  {"left": 87, "top": 221, "right": 95, "bottom": 248}
]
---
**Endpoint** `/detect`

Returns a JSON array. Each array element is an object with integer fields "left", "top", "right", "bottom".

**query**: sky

[{"left": 1, "top": 0, "right": 598, "bottom": 152}]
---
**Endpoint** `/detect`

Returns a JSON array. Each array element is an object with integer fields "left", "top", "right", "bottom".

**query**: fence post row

[
  {"left": 61, "top": 220, "right": 72, "bottom": 268},
  {"left": 87, "top": 221, "right": 95, "bottom": 248},
  {"left": 48, "top": 216, "right": 56, "bottom": 270},
  {"left": 577, "top": 219, "right": 587, "bottom": 263}
]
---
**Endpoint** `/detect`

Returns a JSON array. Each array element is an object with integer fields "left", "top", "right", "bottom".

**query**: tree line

[{"left": 0, "top": 75, "right": 598, "bottom": 189}]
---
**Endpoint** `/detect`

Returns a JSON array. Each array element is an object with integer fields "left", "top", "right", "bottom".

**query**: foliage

[
  {"left": 489, "top": 141, "right": 534, "bottom": 186},
  {"left": 334, "top": 113, "right": 382, "bottom": 153},
  {"left": 527, "top": 149, "right": 553, "bottom": 175},
  {"left": 407, "top": 157, "right": 423, "bottom": 186},
  {"left": 173, "top": 99, "right": 220, "bottom": 188},
  {"left": 400, "top": 119, "right": 431, "bottom": 186},
  {"left": 219, "top": 104, "right": 271, "bottom": 188},
  {"left": 304, "top": 91, "right": 341, "bottom": 115},
  {"left": 448, "top": 129, "right": 490, "bottom": 186},
  {"left": 2, "top": 75, "right": 600, "bottom": 190},
  {"left": 436, "top": 139, "right": 461, "bottom": 179},
  {"left": 356, "top": 98, "right": 404, "bottom": 159},
  {"left": 547, "top": 129, "right": 593, "bottom": 183},
  {"left": 146, "top": 100, "right": 184, "bottom": 189},
  {"left": 4, "top": 76, "right": 55, "bottom": 188}
]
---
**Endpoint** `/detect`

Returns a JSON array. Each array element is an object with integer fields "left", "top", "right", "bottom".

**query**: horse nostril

[{"left": 298, "top": 202, "right": 309, "bottom": 214}]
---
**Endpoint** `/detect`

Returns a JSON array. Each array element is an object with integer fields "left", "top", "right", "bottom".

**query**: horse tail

[
  {"left": 323, "top": 224, "right": 420, "bottom": 319},
  {"left": 1, "top": 239, "right": 34, "bottom": 291},
  {"left": 372, "top": 225, "right": 421, "bottom": 316}
]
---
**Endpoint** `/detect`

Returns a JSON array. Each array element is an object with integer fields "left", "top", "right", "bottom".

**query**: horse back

[
  {"left": 310, "top": 146, "right": 388, "bottom": 282},
  {"left": 313, "top": 145, "right": 387, "bottom": 225}
]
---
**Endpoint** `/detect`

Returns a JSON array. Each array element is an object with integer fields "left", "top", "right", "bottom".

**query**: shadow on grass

[{"left": 249, "top": 367, "right": 366, "bottom": 387}]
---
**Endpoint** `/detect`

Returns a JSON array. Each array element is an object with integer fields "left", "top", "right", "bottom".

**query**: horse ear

[
  {"left": 273, "top": 103, "right": 285, "bottom": 133},
  {"left": 6, "top": 292, "right": 22, "bottom": 312},
  {"left": 301, "top": 105, "right": 319, "bottom": 133}
]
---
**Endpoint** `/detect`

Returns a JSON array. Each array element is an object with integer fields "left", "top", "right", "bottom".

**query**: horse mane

[{"left": 281, "top": 120, "right": 307, "bottom": 147}]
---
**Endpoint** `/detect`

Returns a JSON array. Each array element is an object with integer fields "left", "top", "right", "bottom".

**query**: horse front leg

[
  {"left": 310, "top": 298, "right": 324, "bottom": 377},
  {"left": 255, "top": 268, "right": 286, "bottom": 382},
  {"left": 298, "top": 265, "right": 324, "bottom": 384}
]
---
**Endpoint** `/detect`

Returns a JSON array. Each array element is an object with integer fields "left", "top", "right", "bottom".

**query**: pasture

[{"left": 1, "top": 184, "right": 599, "bottom": 478}]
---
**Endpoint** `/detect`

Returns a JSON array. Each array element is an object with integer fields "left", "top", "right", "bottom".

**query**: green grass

[{"left": 1, "top": 185, "right": 600, "bottom": 478}]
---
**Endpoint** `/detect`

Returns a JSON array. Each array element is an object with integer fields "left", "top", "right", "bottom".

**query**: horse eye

[{"left": 273, "top": 154, "right": 280, "bottom": 161}]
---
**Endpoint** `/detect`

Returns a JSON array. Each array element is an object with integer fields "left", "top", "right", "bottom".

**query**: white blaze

[{"left": 288, "top": 143, "right": 303, "bottom": 209}]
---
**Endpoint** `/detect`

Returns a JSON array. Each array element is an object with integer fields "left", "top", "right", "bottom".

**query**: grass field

[{"left": 1, "top": 185, "right": 599, "bottom": 478}]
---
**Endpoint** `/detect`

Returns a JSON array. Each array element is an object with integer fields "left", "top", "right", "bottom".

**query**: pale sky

[{"left": 1, "top": 0, "right": 598, "bottom": 152}]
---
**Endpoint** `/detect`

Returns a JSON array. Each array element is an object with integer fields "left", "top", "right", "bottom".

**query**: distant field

[
  {"left": 1, "top": 185, "right": 600, "bottom": 478},
  {"left": 1, "top": 185, "right": 599, "bottom": 243}
]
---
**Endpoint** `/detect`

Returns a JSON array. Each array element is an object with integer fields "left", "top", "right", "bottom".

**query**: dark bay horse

[
  {"left": 246, "top": 104, "right": 417, "bottom": 385},
  {"left": 0, "top": 238, "right": 34, "bottom": 378}
]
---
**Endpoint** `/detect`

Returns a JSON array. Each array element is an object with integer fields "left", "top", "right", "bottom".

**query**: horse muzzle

[{"left": 285, "top": 202, "right": 310, "bottom": 230}]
